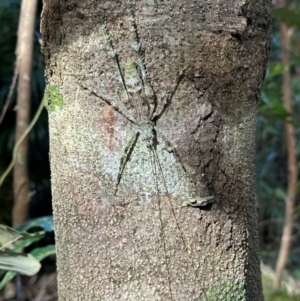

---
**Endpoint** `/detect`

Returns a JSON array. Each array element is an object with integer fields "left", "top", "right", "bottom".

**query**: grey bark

[{"left": 41, "top": 0, "right": 272, "bottom": 300}]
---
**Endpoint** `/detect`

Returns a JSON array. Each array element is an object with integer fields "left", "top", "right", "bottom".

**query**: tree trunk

[
  {"left": 274, "top": 0, "right": 298, "bottom": 290},
  {"left": 13, "top": 0, "right": 38, "bottom": 227},
  {"left": 41, "top": 0, "right": 272, "bottom": 300}
]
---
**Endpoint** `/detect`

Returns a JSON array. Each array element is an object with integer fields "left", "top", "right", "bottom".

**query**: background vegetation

[{"left": 0, "top": 0, "right": 299, "bottom": 300}]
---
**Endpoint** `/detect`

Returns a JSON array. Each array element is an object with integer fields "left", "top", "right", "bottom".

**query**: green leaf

[
  {"left": 260, "top": 91, "right": 272, "bottom": 107},
  {"left": 293, "top": 269, "right": 300, "bottom": 279},
  {"left": 0, "top": 270, "right": 16, "bottom": 290},
  {"left": 259, "top": 181, "right": 274, "bottom": 196},
  {"left": 0, "top": 224, "right": 45, "bottom": 251},
  {"left": 16, "top": 216, "right": 54, "bottom": 233},
  {"left": 0, "top": 249, "right": 41, "bottom": 276},
  {"left": 259, "top": 98, "right": 291, "bottom": 121},
  {"left": 0, "top": 245, "right": 56, "bottom": 289},
  {"left": 13, "top": 231, "right": 45, "bottom": 251},
  {"left": 274, "top": 188, "right": 287, "bottom": 202},
  {"left": 0, "top": 223, "right": 46, "bottom": 254},
  {"left": 268, "top": 62, "right": 288, "bottom": 76},
  {"left": 0, "top": 225, "right": 22, "bottom": 250},
  {"left": 273, "top": 8, "right": 300, "bottom": 29},
  {"left": 30, "top": 245, "right": 56, "bottom": 261}
]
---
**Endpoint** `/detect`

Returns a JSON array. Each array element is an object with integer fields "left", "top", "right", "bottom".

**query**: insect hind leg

[
  {"left": 114, "top": 131, "right": 139, "bottom": 195},
  {"left": 147, "top": 144, "right": 174, "bottom": 299},
  {"left": 154, "top": 66, "right": 190, "bottom": 121},
  {"left": 151, "top": 146, "right": 189, "bottom": 251}
]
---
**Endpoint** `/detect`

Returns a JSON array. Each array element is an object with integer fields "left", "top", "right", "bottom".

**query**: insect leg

[
  {"left": 157, "top": 128, "right": 213, "bottom": 202},
  {"left": 147, "top": 145, "right": 174, "bottom": 300},
  {"left": 101, "top": 22, "right": 131, "bottom": 101},
  {"left": 114, "top": 131, "right": 139, "bottom": 195},
  {"left": 92, "top": 1, "right": 129, "bottom": 98},
  {"left": 150, "top": 142, "right": 206, "bottom": 291},
  {"left": 155, "top": 128, "right": 190, "bottom": 176},
  {"left": 127, "top": 1, "right": 157, "bottom": 117},
  {"left": 154, "top": 66, "right": 190, "bottom": 121},
  {"left": 150, "top": 145, "right": 189, "bottom": 252},
  {"left": 79, "top": 83, "right": 135, "bottom": 124},
  {"left": 101, "top": 18, "right": 142, "bottom": 120}
]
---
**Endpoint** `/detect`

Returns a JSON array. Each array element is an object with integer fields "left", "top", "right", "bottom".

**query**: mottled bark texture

[{"left": 41, "top": 0, "right": 271, "bottom": 300}]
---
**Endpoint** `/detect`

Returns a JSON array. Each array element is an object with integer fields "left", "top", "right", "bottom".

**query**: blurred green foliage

[
  {"left": 257, "top": 1, "right": 300, "bottom": 295},
  {"left": 0, "top": 0, "right": 51, "bottom": 226},
  {"left": 0, "top": 216, "right": 55, "bottom": 289},
  {"left": 263, "top": 273, "right": 300, "bottom": 301},
  {"left": 273, "top": 8, "right": 300, "bottom": 30}
]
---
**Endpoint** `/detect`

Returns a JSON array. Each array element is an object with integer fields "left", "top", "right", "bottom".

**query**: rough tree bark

[{"left": 41, "top": 0, "right": 272, "bottom": 300}]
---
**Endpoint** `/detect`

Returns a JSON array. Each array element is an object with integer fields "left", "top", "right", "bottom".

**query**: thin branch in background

[
  {"left": 12, "top": 0, "right": 38, "bottom": 227},
  {"left": 0, "top": 59, "right": 19, "bottom": 125},
  {"left": 0, "top": 0, "right": 29, "bottom": 125},
  {"left": 274, "top": 0, "right": 298, "bottom": 291},
  {"left": 0, "top": 99, "right": 44, "bottom": 187},
  {"left": 259, "top": 218, "right": 300, "bottom": 236}
]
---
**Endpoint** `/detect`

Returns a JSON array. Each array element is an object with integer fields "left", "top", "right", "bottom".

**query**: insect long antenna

[
  {"left": 101, "top": 23, "right": 130, "bottom": 97},
  {"left": 151, "top": 144, "right": 203, "bottom": 290},
  {"left": 92, "top": 1, "right": 140, "bottom": 121}
]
